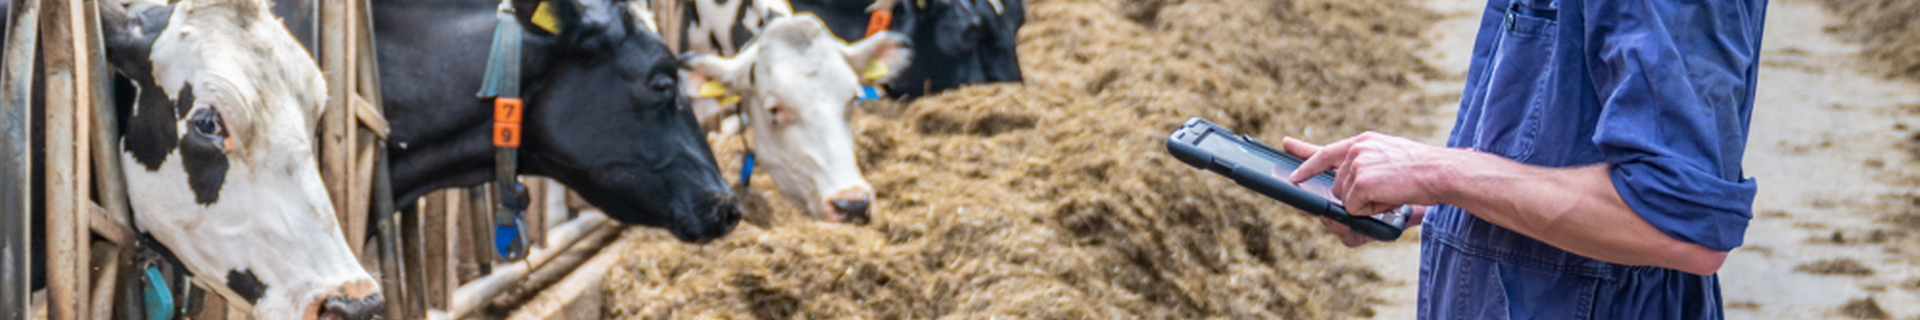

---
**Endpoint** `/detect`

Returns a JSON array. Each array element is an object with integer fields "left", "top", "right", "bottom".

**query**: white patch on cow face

[
  {"left": 683, "top": 16, "right": 908, "bottom": 221},
  {"left": 118, "top": 1, "right": 375, "bottom": 319}
]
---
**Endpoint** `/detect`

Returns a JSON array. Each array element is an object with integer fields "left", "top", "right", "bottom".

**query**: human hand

[
  {"left": 1285, "top": 132, "right": 1457, "bottom": 219},
  {"left": 1278, "top": 136, "right": 1416, "bottom": 246},
  {"left": 1280, "top": 133, "right": 1455, "bottom": 246}
]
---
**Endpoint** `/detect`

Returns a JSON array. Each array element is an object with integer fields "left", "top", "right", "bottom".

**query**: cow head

[
  {"left": 680, "top": 15, "right": 907, "bottom": 223},
  {"left": 888, "top": 0, "right": 1022, "bottom": 98},
  {"left": 506, "top": 0, "right": 740, "bottom": 241},
  {"left": 101, "top": 1, "right": 381, "bottom": 319}
]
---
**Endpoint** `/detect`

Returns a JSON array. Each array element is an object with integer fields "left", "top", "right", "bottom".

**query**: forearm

[{"left": 1432, "top": 151, "right": 1728, "bottom": 275}]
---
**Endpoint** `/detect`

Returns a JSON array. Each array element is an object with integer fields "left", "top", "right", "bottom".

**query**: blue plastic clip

[
  {"left": 495, "top": 217, "right": 520, "bottom": 259},
  {"left": 143, "top": 266, "right": 176, "bottom": 320},
  {"left": 857, "top": 86, "right": 881, "bottom": 102}
]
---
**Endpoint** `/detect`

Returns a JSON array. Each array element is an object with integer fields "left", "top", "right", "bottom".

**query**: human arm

[{"left": 1285, "top": 133, "right": 1729, "bottom": 275}]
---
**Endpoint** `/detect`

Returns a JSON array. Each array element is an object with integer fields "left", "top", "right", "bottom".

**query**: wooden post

[
  {"left": 84, "top": 0, "right": 124, "bottom": 228},
  {"left": 524, "top": 178, "right": 545, "bottom": 250},
  {"left": 423, "top": 190, "right": 448, "bottom": 311},
  {"left": 319, "top": 0, "right": 356, "bottom": 254},
  {"left": 373, "top": 146, "right": 402, "bottom": 320},
  {"left": 42, "top": 0, "right": 96, "bottom": 318},
  {"left": 85, "top": 240, "right": 114, "bottom": 320},
  {"left": 0, "top": 0, "right": 38, "bottom": 318}
]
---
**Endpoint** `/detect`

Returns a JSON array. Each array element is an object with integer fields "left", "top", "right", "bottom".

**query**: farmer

[{"left": 1280, "top": 0, "right": 1764, "bottom": 319}]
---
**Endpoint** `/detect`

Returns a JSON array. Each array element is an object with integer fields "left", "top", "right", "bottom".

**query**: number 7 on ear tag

[{"left": 494, "top": 98, "right": 524, "bottom": 147}]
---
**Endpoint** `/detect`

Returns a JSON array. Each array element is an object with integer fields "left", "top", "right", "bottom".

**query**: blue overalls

[{"left": 1420, "top": 0, "right": 1766, "bottom": 319}]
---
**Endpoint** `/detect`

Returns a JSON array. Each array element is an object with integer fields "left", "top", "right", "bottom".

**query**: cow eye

[
  {"left": 649, "top": 75, "right": 676, "bottom": 93},
  {"left": 190, "top": 110, "right": 224, "bottom": 136}
]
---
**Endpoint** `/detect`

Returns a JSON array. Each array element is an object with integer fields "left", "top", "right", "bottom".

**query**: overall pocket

[{"left": 1470, "top": 0, "right": 1558, "bottom": 160}]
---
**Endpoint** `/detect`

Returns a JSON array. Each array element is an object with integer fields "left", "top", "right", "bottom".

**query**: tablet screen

[{"left": 1193, "top": 131, "right": 1343, "bottom": 206}]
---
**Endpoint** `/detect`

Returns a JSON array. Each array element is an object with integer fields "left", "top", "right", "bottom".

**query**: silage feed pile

[
  {"left": 1821, "top": 0, "right": 1920, "bottom": 81},
  {"left": 605, "top": 0, "right": 1444, "bottom": 318}
]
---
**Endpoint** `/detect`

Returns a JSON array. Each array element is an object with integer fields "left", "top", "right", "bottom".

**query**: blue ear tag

[
  {"left": 858, "top": 86, "right": 882, "bottom": 102},
  {"left": 143, "top": 266, "right": 176, "bottom": 320},
  {"left": 738, "top": 152, "right": 756, "bottom": 187}
]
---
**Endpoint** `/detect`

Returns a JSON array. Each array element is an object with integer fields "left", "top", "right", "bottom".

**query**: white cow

[
  {"left": 680, "top": 15, "right": 908, "bottom": 223},
  {"left": 101, "top": 0, "right": 381, "bottom": 319}
]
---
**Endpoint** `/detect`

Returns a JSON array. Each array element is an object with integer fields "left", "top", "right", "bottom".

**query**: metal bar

[{"left": 0, "top": 0, "right": 38, "bottom": 318}]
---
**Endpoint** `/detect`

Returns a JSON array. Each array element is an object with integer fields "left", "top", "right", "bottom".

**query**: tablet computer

[{"left": 1166, "top": 118, "right": 1408, "bottom": 241}]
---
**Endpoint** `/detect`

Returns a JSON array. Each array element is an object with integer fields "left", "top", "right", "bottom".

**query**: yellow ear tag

[
  {"left": 697, "top": 81, "right": 742, "bottom": 105},
  {"left": 862, "top": 60, "right": 893, "bottom": 82},
  {"left": 697, "top": 81, "right": 728, "bottom": 98},
  {"left": 531, "top": 1, "right": 563, "bottom": 34}
]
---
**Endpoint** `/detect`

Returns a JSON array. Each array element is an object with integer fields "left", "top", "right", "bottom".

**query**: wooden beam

[
  {"left": 464, "top": 186, "right": 492, "bottom": 280},
  {"left": 351, "top": 94, "right": 387, "bottom": 139},
  {"left": 42, "top": 0, "right": 95, "bottom": 318},
  {"left": 525, "top": 178, "right": 546, "bottom": 250},
  {"left": 85, "top": 241, "right": 114, "bottom": 320},
  {"left": 347, "top": 124, "right": 374, "bottom": 260},
  {"left": 0, "top": 0, "right": 39, "bottom": 318},
  {"left": 423, "top": 189, "right": 448, "bottom": 311},
  {"left": 319, "top": 0, "right": 354, "bottom": 248},
  {"left": 84, "top": 204, "right": 132, "bottom": 249},
  {"left": 84, "top": 0, "right": 125, "bottom": 228}
]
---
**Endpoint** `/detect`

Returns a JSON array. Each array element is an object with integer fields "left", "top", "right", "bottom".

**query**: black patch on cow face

[
  {"left": 180, "top": 107, "right": 228, "bottom": 204},
  {"left": 105, "top": 4, "right": 187, "bottom": 171},
  {"left": 225, "top": 269, "right": 267, "bottom": 305},
  {"left": 126, "top": 82, "right": 195, "bottom": 171}
]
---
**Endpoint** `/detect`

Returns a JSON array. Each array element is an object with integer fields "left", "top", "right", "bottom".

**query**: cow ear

[
  {"left": 514, "top": 0, "right": 629, "bottom": 50},
  {"left": 99, "top": 0, "right": 171, "bottom": 73},
  {"left": 842, "top": 32, "right": 912, "bottom": 86},
  {"left": 511, "top": 0, "right": 583, "bottom": 36},
  {"left": 678, "top": 51, "right": 754, "bottom": 92}
]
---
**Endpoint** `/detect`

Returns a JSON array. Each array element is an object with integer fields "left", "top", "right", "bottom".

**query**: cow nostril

[
  {"left": 705, "top": 197, "right": 741, "bottom": 239},
  {"left": 321, "top": 294, "right": 384, "bottom": 320},
  {"left": 830, "top": 199, "right": 870, "bottom": 223}
]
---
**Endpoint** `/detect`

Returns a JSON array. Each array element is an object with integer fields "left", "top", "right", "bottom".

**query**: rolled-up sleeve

[{"left": 1584, "top": 0, "right": 1765, "bottom": 252}]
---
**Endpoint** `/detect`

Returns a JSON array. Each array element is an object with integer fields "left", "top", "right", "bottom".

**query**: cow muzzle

[
  {"left": 822, "top": 188, "right": 875, "bottom": 224},
  {"left": 315, "top": 293, "right": 383, "bottom": 320}
]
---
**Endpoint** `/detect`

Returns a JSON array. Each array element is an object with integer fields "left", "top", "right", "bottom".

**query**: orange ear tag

[{"left": 494, "top": 98, "right": 524, "bottom": 147}]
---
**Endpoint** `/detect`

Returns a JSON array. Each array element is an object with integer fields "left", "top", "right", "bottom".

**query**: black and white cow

[
  {"left": 94, "top": 0, "right": 384, "bottom": 319},
  {"left": 371, "top": 0, "right": 740, "bottom": 242},
  {"left": 675, "top": 0, "right": 1023, "bottom": 99}
]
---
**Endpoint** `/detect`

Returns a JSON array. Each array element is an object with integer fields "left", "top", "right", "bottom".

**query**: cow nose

[
  {"left": 708, "top": 196, "right": 741, "bottom": 236},
  {"left": 823, "top": 189, "right": 874, "bottom": 224},
  {"left": 318, "top": 294, "right": 383, "bottom": 320}
]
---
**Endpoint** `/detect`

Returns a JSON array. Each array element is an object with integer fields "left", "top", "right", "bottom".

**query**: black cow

[
  {"left": 675, "top": 0, "right": 1023, "bottom": 100},
  {"left": 808, "top": 0, "right": 1023, "bottom": 99},
  {"left": 373, "top": 0, "right": 740, "bottom": 242}
]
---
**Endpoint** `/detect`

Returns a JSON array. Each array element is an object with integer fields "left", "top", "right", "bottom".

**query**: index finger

[
  {"left": 1281, "top": 137, "right": 1319, "bottom": 159},
  {"left": 1289, "top": 136, "right": 1359, "bottom": 184}
]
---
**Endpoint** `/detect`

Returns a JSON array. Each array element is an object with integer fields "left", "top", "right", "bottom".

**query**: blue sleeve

[{"left": 1583, "top": 0, "right": 1765, "bottom": 252}]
